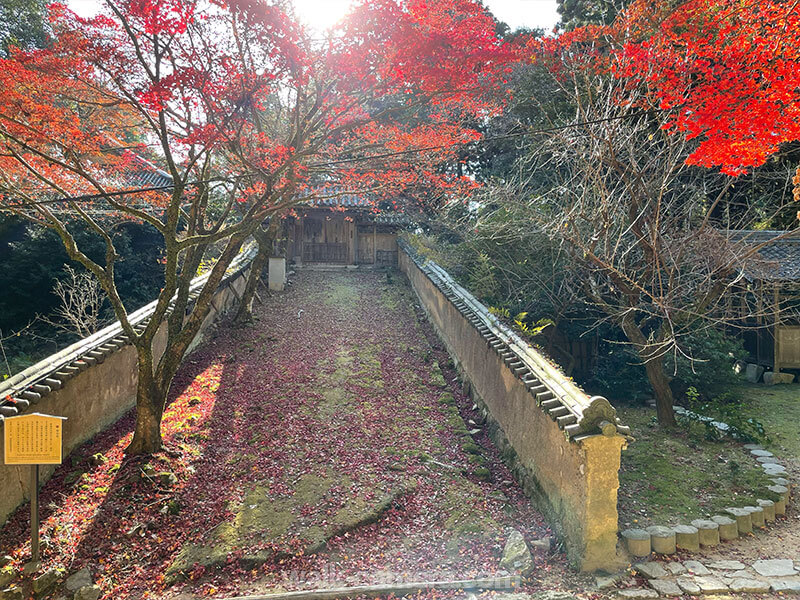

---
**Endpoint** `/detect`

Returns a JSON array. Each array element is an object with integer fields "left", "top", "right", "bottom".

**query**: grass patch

[
  {"left": 731, "top": 382, "right": 800, "bottom": 459},
  {"left": 617, "top": 405, "right": 775, "bottom": 528}
]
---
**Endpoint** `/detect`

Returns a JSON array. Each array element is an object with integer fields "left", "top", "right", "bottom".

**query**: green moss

[
  {"left": 617, "top": 405, "right": 776, "bottom": 528},
  {"left": 438, "top": 392, "right": 455, "bottom": 405},
  {"left": 461, "top": 442, "right": 481, "bottom": 455},
  {"left": 733, "top": 383, "right": 800, "bottom": 459},
  {"left": 472, "top": 467, "right": 491, "bottom": 481},
  {"left": 430, "top": 361, "right": 447, "bottom": 388}
]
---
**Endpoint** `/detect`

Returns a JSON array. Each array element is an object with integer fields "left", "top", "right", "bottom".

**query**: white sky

[{"left": 67, "top": 0, "right": 560, "bottom": 34}]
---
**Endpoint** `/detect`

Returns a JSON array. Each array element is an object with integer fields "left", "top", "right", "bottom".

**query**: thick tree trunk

[
  {"left": 643, "top": 354, "right": 677, "bottom": 427},
  {"left": 126, "top": 351, "right": 167, "bottom": 455},
  {"left": 234, "top": 222, "right": 277, "bottom": 325}
]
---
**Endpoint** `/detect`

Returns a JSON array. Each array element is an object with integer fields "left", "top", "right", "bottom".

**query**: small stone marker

[
  {"left": 645, "top": 525, "right": 676, "bottom": 555},
  {"left": 673, "top": 525, "right": 699, "bottom": 551},
  {"left": 728, "top": 578, "right": 770, "bottom": 593},
  {"left": 65, "top": 568, "right": 93, "bottom": 593},
  {"left": 723, "top": 507, "right": 753, "bottom": 534},
  {"left": 648, "top": 579, "right": 682, "bottom": 597},
  {"left": 683, "top": 560, "right": 711, "bottom": 576},
  {"left": 744, "top": 505, "right": 765, "bottom": 528},
  {"left": 690, "top": 519, "right": 720, "bottom": 546},
  {"left": 693, "top": 576, "right": 728, "bottom": 593},
  {"left": 74, "top": 586, "right": 102, "bottom": 600},
  {"left": 635, "top": 562, "right": 668, "bottom": 579},
  {"left": 675, "top": 577, "right": 701, "bottom": 595},
  {"left": 757, "top": 498, "right": 776, "bottom": 521},
  {"left": 744, "top": 363, "right": 764, "bottom": 383},
  {"left": 499, "top": 529, "right": 533, "bottom": 575},
  {"left": 752, "top": 559, "right": 797, "bottom": 577},
  {"left": 621, "top": 529, "right": 651, "bottom": 557},
  {"left": 707, "top": 560, "right": 746, "bottom": 570}
]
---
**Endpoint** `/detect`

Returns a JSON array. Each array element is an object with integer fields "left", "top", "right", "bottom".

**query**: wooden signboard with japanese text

[{"left": 3, "top": 413, "right": 66, "bottom": 465}]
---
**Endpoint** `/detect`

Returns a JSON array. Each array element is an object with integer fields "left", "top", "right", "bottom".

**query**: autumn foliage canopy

[{"left": 539, "top": 0, "right": 800, "bottom": 180}]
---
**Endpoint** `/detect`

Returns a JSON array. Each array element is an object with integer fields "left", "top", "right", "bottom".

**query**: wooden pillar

[
  {"left": 372, "top": 224, "right": 377, "bottom": 265},
  {"left": 353, "top": 220, "right": 359, "bottom": 265},
  {"left": 774, "top": 284, "right": 781, "bottom": 373}
]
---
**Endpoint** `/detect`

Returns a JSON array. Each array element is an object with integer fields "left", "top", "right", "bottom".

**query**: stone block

[
  {"left": 65, "top": 568, "right": 92, "bottom": 593},
  {"left": 74, "top": 585, "right": 102, "bottom": 600},
  {"left": 690, "top": 519, "right": 720, "bottom": 546},
  {"left": 621, "top": 529, "right": 651, "bottom": 557},
  {"left": 758, "top": 499, "right": 776, "bottom": 522},
  {"left": 744, "top": 505, "right": 765, "bottom": 528},
  {"left": 763, "top": 371, "right": 795, "bottom": 385},
  {"left": 32, "top": 569, "right": 59, "bottom": 598},
  {"left": 499, "top": 529, "right": 533, "bottom": 575},
  {"left": 268, "top": 257, "right": 286, "bottom": 291},
  {"left": 745, "top": 363, "right": 764, "bottom": 383},
  {"left": 723, "top": 508, "right": 752, "bottom": 534},
  {"left": 645, "top": 526, "right": 676, "bottom": 555},
  {"left": 673, "top": 525, "right": 699, "bottom": 552}
]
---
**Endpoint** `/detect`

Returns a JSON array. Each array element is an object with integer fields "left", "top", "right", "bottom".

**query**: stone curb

[{"left": 619, "top": 438, "right": 793, "bottom": 558}]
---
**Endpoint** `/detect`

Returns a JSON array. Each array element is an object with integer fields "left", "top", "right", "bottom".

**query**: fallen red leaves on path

[{"left": 0, "top": 271, "right": 578, "bottom": 599}]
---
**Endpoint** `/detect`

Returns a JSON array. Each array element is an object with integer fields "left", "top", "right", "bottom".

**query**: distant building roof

[{"left": 726, "top": 230, "right": 800, "bottom": 281}]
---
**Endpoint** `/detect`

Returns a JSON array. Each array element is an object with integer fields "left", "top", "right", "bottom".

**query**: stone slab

[
  {"left": 728, "top": 578, "right": 771, "bottom": 593},
  {"left": 649, "top": 579, "right": 682, "bottom": 597},
  {"left": 617, "top": 589, "right": 658, "bottom": 599},
  {"left": 693, "top": 576, "right": 728, "bottom": 593},
  {"left": 770, "top": 578, "right": 800, "bottom": 594},
  {"left": 707, "top": 560, "right": 746, "bottom": 570},
  {"left": 675, "top": 577, "right": 701, "bottom": 596},
  {"left": 635, "top": 562, "right": 669, "bottom": 579},
  {"left": 665, "top": 562, "right": 686, "bottom": 575},
  {"left": 752, "top": 559, "right": 797, "bottom": 577},
  {"left": 757, "top": 456, "right": 781, "bottom": 463},
  {"left": 683, "top": 561, "right": 711, "bottom": 576},
  {"left": 745, "top": 363, "right": 764, "bottom": 383}
]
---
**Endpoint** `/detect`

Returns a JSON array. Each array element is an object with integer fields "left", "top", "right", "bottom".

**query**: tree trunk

[
  {"left": 126, "top": 351, "right": 167, "bottom": 455},
  {"left": 234, "top": 222, "right": 277, "bottom": 325},
  {"left": 643, "top": 353, "right": 677, "bottom": 427},
  {"left": 620, "top": 315, "right": 677, "bottom": 427}
]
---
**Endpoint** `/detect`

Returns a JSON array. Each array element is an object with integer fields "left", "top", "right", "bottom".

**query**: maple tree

[
  {"left": 613, "top": 0, "right": 800, "bottom": 181},
  {"left": 0, "top": 0, "right": 513, "bottom": 454}
]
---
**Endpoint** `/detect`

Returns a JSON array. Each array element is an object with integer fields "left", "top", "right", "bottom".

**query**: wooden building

[
  {"left": 284, "top": 193, "right": 408, "bottom": 267},
  {"left": 728, "top": 230, "right": 800, "bottom": 372}
]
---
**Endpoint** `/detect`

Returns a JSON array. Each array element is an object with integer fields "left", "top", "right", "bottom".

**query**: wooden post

[
  {"left": 31, "top": 464, "right": 40, "bottom": 562},
  {"left": 372, "top": 224, "right": 377, "bottom": 265},
  {"left": 774, "top": 284, "right": 781, "bottom": 373}
]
